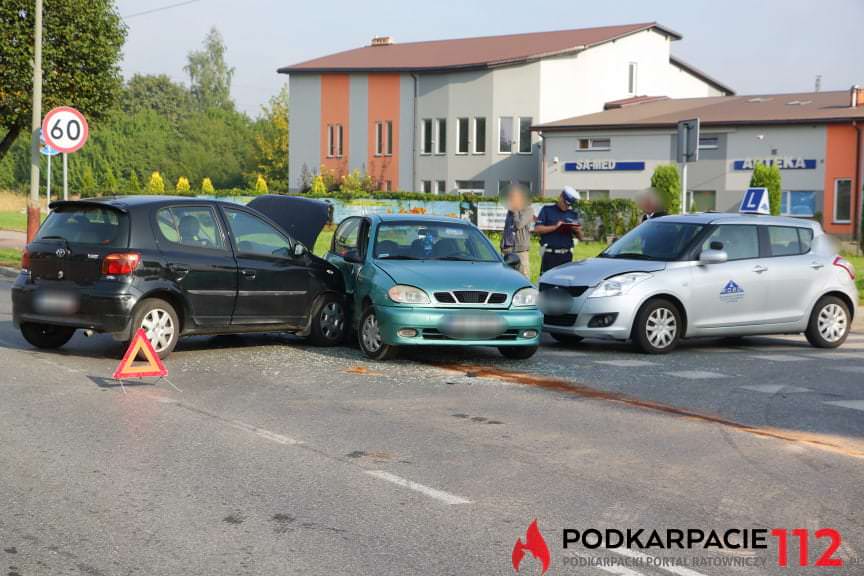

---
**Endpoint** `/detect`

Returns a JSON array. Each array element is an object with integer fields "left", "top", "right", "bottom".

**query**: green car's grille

[{"left": 434, "top": 291, "right": 508, "bottom": 304}]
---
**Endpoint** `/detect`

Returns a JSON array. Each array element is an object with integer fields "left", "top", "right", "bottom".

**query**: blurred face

[
  {"left": 640, "top": 194, "right": 658, "bottom": 213},
  {"left": 508, "top": 188, "right": 526, "bottom": 210}
]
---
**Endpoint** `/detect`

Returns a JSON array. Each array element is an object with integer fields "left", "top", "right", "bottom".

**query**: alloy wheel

[
  {"left": 817, "top": 303, "right": 847, "bottom": 343},
  {"left": 646, "top": 307, "right": 677, "bottom": 349},
  {"left": 141, "top": 308, "right": 175, "bottom": 353},
  {"left": 319, "top": 302, "right": 345, "bottom": 340}
]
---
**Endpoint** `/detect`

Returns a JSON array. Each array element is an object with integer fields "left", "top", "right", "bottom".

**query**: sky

[{"left": 115, "top": 0, "right": 864, "bottom": 117}]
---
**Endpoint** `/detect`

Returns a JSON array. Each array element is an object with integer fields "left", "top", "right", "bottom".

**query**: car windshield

[
  {"left": 600, "top": 221, "right": 704, "bottom": 261},
  {"left": 374, "top": 221, "right": 500, "bottom": 262},
  {"left": 36, "top": 206, "right": 129, "bottom": 248}
]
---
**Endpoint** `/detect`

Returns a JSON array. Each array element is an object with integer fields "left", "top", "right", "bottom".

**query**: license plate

[
  {"left": 33, "top": 291, "right": 79, "bottom": 315},
  {"left": 439, "top": 315, "right": 505, "bottom": 340}
]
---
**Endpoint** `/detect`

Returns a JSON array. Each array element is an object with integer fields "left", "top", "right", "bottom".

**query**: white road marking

[
  {"left": 740, "top": 384, "right": 812, "bottom": 394},
  {"left": 665, "top": 370, "right": 729, "bottom": 380},
  {"left": 595, "top": 360, "right": 658, "bottom": 368},
  {"left": 823, "top": 401, "right": 864, "bottom": 412},
  {"left": 610, "top": 548, "right": 709, "bottom": 576},
  {"left": 829, "top": 366, "right": 864, "bottom": 374},
  {"left": 226, "top": 419, "right": 301, "bottom": 445},
  {"left": 365, "top": 470, "right": 471, "bottom": 505},
  {"left": 748, "top": 354, "right": 809, "bottom": 362}
]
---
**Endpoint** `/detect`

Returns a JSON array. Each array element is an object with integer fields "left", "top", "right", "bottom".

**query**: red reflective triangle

[{"left": 113, "top": 329, "right": 168, "bottom": 379}]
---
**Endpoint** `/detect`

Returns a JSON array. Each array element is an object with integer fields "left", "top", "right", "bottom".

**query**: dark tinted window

[
  {"left": 156, "top": 206, "right": 225, "bottom": 250},
  {"left": 798, "top": 228, "right": 814, "bottom": 253},
  {"left": 701, "top": 225, "right": 759, "bottom": 261},
  {"left": 37, "top": 206, "right": 129, "bottom": 247},
  {"left": 224, "top": 209, "right": 291, "bottom": 257},
  {"left": 767, "top": 226, "right": 800, "bottom": 257}
]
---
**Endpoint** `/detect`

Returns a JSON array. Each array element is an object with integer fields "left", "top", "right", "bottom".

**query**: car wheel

[
  {"left": 20, "top": 323, "right": 75, "bottom": 349},
  {"left": 551, "top": 333, "right": 584, "bottom": 346},
  {"left": 308, "top": 294, "right": 346, "bottom": 346},
  {"left": 633, "top": 298, "right": 682, "bottom": 354},
  {"left": 131, "top": 298, "right": 179, "bottom": 359},
  {"left": 806, "top": 295, "right": 850, "bottom": 348},
  {"left": 498, "top": 345, "right": 538, "bottom": 359},
  {"left": 358, "top": 307, "right": 397, "bottom": 360}
]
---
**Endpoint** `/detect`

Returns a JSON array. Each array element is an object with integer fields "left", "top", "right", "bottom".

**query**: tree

[
  {"left": 128, "top": 170, "right": 141, "bottom": 194},
  {"left": 176, "top": 176, "right": 191, "bottom": 194},
  {"left": 749, "top": 162, "right": 782, "bottom": 215},
  {"left": 101, "top": 161, "right": 118, "bottom": 194},
  {"left": 79, "top": 164, "right": 97, "bottom": 198},
  {"left": 147, "top": 171, "right": 165, "bottom": 194},
  {"left": 254, "top": 84, "right": 289, "bottom": 190},
  {"left": 185, "top": 28, "right": 234, "bottom": 111},
  {"left": 310, "top": 174, "right": 327, "bottom": 196},
  {"left": 122, "top": 74, "right": 192, "bottom": 123},
  {"left": 0, "top": 0, "right": 126, "bottom": 161},
  {"left": 201, "top": 177, "right": 215, "bottom": 194},
  {"left": 650, "top": 165, "right": 681, "bottom": 214}
]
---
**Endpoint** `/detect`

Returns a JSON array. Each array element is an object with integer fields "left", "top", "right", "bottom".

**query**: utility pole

[{"left": 27, "top": 0, "right": 44, "bottom": 242}]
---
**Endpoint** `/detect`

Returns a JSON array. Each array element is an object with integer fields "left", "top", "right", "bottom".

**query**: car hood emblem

[{"left": 55, "top": 248, "right": 67, "bottom": 258}]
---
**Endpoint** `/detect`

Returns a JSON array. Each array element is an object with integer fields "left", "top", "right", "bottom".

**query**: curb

[{"left": 0, "top": 266, "right": 20, "bottom": 279}]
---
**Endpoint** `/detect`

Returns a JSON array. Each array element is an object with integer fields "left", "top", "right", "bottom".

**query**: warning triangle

[{"left": 113, "top": 329, "right": 168, "bottom": 379}]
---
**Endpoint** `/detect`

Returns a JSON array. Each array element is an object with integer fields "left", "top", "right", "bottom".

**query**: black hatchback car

[{"left": 12, "top": 195, "right": 347, "bottom": 357}]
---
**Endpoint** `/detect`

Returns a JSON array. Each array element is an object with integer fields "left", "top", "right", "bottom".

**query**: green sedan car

[{"left": 326, "top": 215, "right": 542, "bottom": 360}]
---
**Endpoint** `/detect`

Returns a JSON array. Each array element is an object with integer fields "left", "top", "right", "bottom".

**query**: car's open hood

[
  {"left": 539, "top": 258, "right": 667, "bottom": 287},
  {"left": 247, "top": 195, "right": 330, "bottom": 249}
]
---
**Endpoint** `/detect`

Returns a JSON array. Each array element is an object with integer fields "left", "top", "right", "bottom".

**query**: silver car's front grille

[{"left": 433, "top": 291, "right": 508, "bottom": 305}]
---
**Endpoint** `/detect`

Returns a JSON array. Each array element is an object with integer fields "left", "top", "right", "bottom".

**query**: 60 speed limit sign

[{"left": 41, "top": 106, "right": 89, "bottom": 154}]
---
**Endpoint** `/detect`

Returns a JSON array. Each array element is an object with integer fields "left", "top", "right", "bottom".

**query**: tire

[
  {"left": 358, "top": 306, "right": 398, "bottom": 361},
  {"left": 633, "top": 298, "right": 682, "bottom": 354},
  {"left": 805, "top": 295, "right": 850, "bottom": 349},
  {"left": 130, "top": 298, "right": 179, "bottom": 359},
  {"left": 20, "top": 323, "right": 75, "bottom": 350},
  {"left": 551, "top": 333, "right": 584, "bottom": 346},
  {"left": 498, "top": 345, "right": 539, "bottom": 360},
  {"left": 308, "top": 294, "right": 347, "bottom": 347}
]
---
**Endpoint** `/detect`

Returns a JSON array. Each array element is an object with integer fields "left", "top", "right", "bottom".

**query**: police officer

[{"left": 535, "top": 186, "right": 582, "bottom": 274}]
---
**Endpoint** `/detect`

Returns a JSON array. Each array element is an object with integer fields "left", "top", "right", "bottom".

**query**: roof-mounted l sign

[{"left": 740, "top": 187, "right": 771, "bottom": 215}]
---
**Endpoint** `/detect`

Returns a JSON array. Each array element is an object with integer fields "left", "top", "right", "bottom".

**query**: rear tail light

[
  {"left": 102, "top": 253, "right": 141, "bottom": 276},
  {"left": 21, "top": 249, "right": 30, "bottom": 270},
  {"left": 833, "top": 256, "right": 856, "bottom": 280}
]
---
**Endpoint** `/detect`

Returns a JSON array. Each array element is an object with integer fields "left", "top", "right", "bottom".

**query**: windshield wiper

[
  {"left": 377, "top": 255, "right": 423, "bottom": 260},
  {"left": 39, "top": 235, "right": 66, "bottom": 241},
  {"left": 609, "top": 253, "right": 658, "bottom": 260},
  {"left": 432, "top": 256, "right": 476, "bottom": 261}
]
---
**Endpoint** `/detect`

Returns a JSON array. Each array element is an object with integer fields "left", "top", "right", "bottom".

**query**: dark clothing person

[
  {"left": 641, "top": 210, "right": 668, "bottom": 222},
  {"left": 537, "top": 203, "right": 580, "bottom": 273}
]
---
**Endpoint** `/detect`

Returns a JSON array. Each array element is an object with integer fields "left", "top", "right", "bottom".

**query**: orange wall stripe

[
  {"left": 823, "top": 124, "right": 858, "bottom": 235},
  {"left": 367, "top": 74, "right": 401, "bottom": 190}
]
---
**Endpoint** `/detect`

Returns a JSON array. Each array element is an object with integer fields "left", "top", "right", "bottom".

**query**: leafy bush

[
  {"left": 650, "top": 164, "right": 681, "bottom": 214},
  {"left": 749, "top": 162, "right": 782, "bottom": 215},
  {"left": 127, "top": 170, "right": 141, "bottom": 194},
  {"left": 79, "top": 165, "right": 98, "bottom": 198},
  {"left": 201, "top": 177, "right": 215, "bottom": 194},
  {"left": 254, "top": 174, "right": 268, "bottom": 194},
  {"left": 147, "top": 171, "right": 165, "bottom": 194},
  {"left": 310, "top": 175, "right": 327, "bottom": 196},
  {"left": 176, "top": 176, "right": 191, "bottom": 195}
]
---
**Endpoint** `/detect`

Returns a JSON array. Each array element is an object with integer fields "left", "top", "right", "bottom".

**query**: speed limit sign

[{"left": 41, "top": 106, "right": 89, "bottom": 154}]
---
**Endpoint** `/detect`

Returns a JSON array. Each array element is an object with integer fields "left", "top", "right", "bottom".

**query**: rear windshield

[{"left": 36, "top": 206, "right": 129, "bottom": 248}]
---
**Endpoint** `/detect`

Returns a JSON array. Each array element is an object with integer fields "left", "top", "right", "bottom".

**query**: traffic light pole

[{"left": 27, "top": 0, "right": 44, "bottom": 242}]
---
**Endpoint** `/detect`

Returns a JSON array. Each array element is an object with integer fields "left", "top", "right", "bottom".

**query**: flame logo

[{"left": 512, "top": 519, "right": 551, "bottom": 573}]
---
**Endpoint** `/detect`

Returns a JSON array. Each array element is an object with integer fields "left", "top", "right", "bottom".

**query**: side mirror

[
  {"left": 293, "top": 243, "right": 308, "bottom": 258},
  {"left": 344, "top": 249, "right": 363, "bottom": 264},
  {"left": 699, "top": 249, "right": 728, "bottom": 265},
  {"left": 503, "top": 252, "right": 521, "bottom": 269}
]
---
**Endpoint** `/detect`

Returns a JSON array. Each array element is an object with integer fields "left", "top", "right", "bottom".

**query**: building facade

[
  {"left": 280, "top": 23, "right": 731, "bottom": 196},
  {"left": 536, "top": 88, "right": 864, "bottom": 238}
]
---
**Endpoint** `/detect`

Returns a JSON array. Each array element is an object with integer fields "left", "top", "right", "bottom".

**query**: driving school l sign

[{"left": 41, "top": 106, "right": 89, "bottom": 154}]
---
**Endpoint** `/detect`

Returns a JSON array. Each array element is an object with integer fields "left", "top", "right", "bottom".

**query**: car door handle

[
  {"left": 810, "top": 262, "right": 825, "bottom": 270},
  {"left": 168, "top": 263, "right": 190, "bottom": 275},
  {"left": 752, "top": 265, "right": 768, "bottom": 273},
  {"left": 241, "top": 269, "right": 257, "bottom": 279}
]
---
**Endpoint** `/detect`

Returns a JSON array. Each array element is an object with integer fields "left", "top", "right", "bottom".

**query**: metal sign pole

[
  {"left": 681, "top": 162, "right": 688, "bottom": 215},
  {"left": 46, "top": 153, "right": 51, "bottom": 206},
  {"left": 63, "top": 153, "right": 68, "bottom": 200}
]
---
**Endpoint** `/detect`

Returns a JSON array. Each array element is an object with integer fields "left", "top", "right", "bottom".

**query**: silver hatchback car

[{"left": 540, "top": 214, "right": 858, "bottom": 353}]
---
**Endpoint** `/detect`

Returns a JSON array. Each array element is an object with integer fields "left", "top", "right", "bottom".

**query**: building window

[
  {"left": 375, "top": 122, "right": 383, "bottom": 156},
  {"left": 385, "top": 121, "right": 393, "bottom": 155},
  {"left": 577, "top": 137, "right": 611, "bottom": 151},
  {"left": 435, "top": 118, "right": 447, "bottom": 154},
  {"left": 834, "top": 179, "right": 852, "bottom": 223},
  {"left": 518, "top": 117, "right": 533, "bottom": 154},
  {"left": 436, "top": 180, "right": 447, "bottom": 195},
  {"left": 375, "top": 121, "right": 393, "bottom": 156},
  {"left": 421, "top": 119, "right": 433, "bottom": 155},
  {"left": 385, "top": 180, "right": 393, "bottom": 192},
  {"left": 421, "top": 180, "right": 432, "bottom": 194},
  {"left": 781, "top": 191, "right": 816, "bottom": 217},
  {"left": 473, "top": 117, "right": 486, "bottom": 154},
  {"left": 518, "top": 180, "right": 533, "bottom": 193},
  {"left": 327, "top": 124, "right": 343, "bottom": 158},
  {"left": 690, "top": 190, "right": 716, "bottom": 212},
  {"left": 499, "top": 117, "right": 514, "bottom": 153},
  {"left": 498, "top": 180, "right": 510, "bottom": 195},
  {"left": 585, "top": 190, "right": 610, "bottom": 201},
  {"left": 698, "top": 136, "right": 720, "bottom": 150},
  {"left": 628, "top": 62, "right": 638, "bottom": 94},
  {"left": 456, "top": 118, "right": 469, "bottom": 155},
  {"left": 456, "top": 180, "right": 484, "bottom": 194}
]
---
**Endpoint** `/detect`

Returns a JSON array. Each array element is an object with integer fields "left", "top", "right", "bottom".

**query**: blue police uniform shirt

[{"left": 537, "top": 204, "right": 580, "bottom": 249}]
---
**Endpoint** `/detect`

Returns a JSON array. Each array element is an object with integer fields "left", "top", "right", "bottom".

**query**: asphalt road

[{"left": 0, "top": 277, "right": 862, "bottom": 575}]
